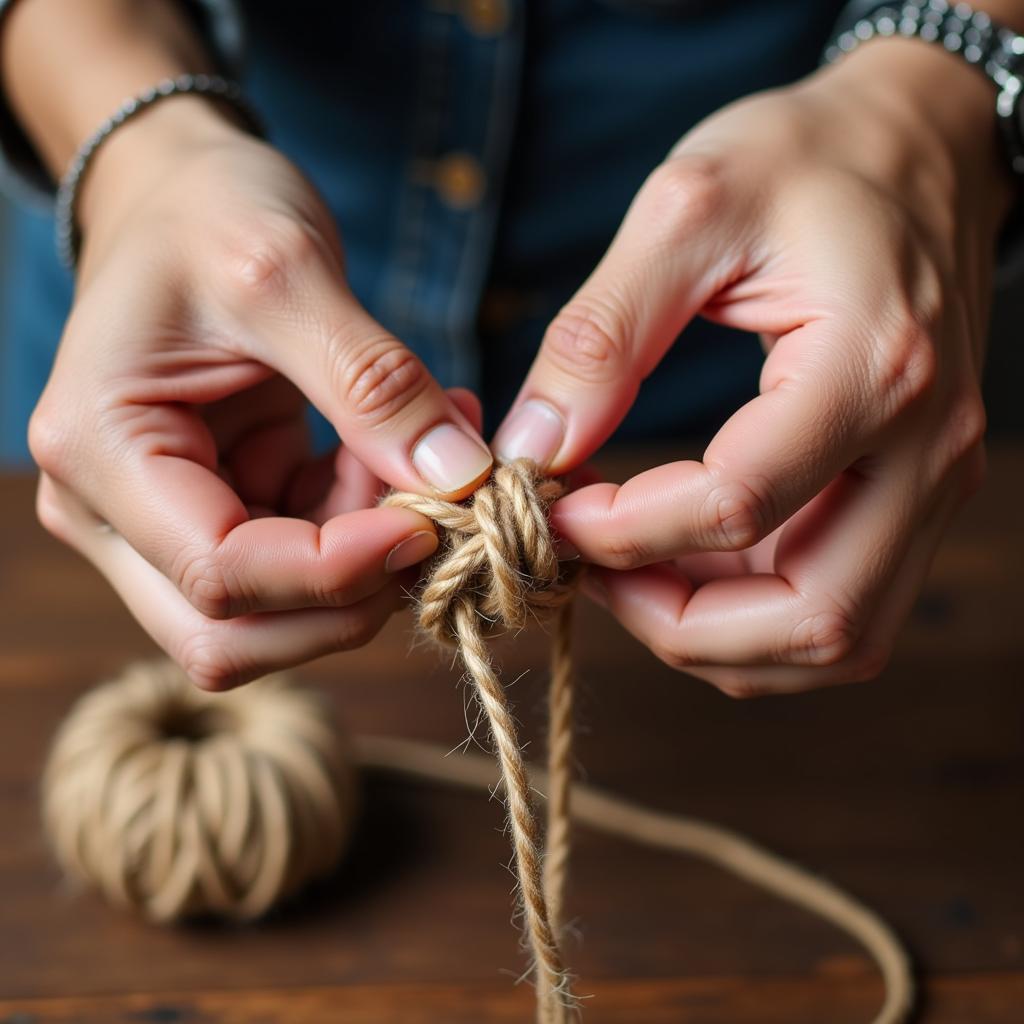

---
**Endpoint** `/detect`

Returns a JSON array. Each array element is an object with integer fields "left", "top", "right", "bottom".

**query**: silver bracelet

[{"left": 54, "top": 73, "right": 263, "bottom": 270}]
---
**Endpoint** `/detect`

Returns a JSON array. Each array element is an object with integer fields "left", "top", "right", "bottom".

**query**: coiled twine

[{"left": 42, "top": 659, "right": 355, "bottom": 922}]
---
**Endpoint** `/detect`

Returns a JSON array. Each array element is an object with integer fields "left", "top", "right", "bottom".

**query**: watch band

[{"left": 823, "top": 0, "right": 1024, "bottom": 175}]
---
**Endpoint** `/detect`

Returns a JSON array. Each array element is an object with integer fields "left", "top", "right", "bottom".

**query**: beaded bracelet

[{"left": 54, "top": 73, "right": 263, "bottom": 270}]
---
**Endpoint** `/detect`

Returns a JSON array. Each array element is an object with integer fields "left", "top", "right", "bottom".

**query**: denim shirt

[{"left": 0, "top": 0, "right": 846, "bottom": 462}]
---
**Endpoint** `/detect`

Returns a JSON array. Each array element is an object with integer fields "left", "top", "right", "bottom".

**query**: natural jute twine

[
  {"left": 384, "top": 459, "right": 582, "bottom": 1021},
  {"left": 42, "top": 458, "right": 915, "bottom": 1023},
  {"left": 42, "top": 660, "right": 355, "bottom": 922}
]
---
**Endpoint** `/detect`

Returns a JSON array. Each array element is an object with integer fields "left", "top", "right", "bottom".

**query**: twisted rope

[{"left": 385, "top": 458, "right": 581, "bottom": 1022}]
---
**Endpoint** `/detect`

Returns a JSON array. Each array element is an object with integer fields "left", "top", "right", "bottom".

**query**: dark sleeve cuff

[{"left": 0, "top": 0, "right": 245, "bottom": 210}]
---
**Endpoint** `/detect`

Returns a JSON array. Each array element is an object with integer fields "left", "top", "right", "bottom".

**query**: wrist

[
  {"left": 77, "top": 94, "right": 253, "bottom": 240},
  {"left": 814, "top": 34, "right": 1016, "bottom": 223},
  {"left": 3, "top": 0, "right": 215, "bottom": 176}
]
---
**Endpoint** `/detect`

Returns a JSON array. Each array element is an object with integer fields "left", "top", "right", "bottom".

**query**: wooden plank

[{"left": 0, "top": 973, "right": 1021, "bottom": 1024}]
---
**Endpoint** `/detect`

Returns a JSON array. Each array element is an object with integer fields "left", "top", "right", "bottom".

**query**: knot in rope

[{"left": 384, "top": 458, "right": 581, "bottom": 646}]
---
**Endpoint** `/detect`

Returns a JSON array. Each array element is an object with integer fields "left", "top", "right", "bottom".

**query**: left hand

[{"left": 492, "top": 38, "right": 1011, "bottom": 696}]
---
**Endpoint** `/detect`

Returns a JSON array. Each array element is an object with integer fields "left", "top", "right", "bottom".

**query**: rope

[
  {"left": 385, "top": 460, "right": 582, "bottom": 1021},
  {"left": 355, "top": 733, "right": 916, "bottom": 1024}
]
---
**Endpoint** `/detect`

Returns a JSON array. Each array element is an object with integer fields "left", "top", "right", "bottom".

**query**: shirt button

[
  {"left": 461, "top": 0, "right": 509, "bottom": 37},
  {"left": 435, "top": 152, "right": 486, "bottom": 209}
]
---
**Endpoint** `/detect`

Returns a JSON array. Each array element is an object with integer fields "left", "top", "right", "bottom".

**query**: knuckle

[
  {"left": 216, "top": 212, "right": 324, "bottom": 306},
  {"left": 28, "top": 406, "right": 74, "bottom": 478},
  {"left": 331, "top": 337, "right": 431, "bottom": 427},
  {"left": 700, "top": 478, "right": 772, "bottom": 551},
  {"left": 644, "top": 156, "right": 727, "bottom": 237},
  {"left": 787, "top": 607, "right": 860, "bottom": 667},
  {"left": 871, "top": 321, "right": 937, "bottom": 413},
  {"left": 542, "top": 301, "right": 633, "bottom": 386},
  {"left": 178, "top": 637, "right": 249, "bottom": 692},
  {"left": 175, "top": 551, "right": 238, "bottom": 620},
  {"left": 309, "top": 570, "right": 370, "bottom": 609}
]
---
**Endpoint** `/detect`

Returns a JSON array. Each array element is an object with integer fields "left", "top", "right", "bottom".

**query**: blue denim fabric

[{"left": 0, "top": 0, "right": 845, "bottom": 463}]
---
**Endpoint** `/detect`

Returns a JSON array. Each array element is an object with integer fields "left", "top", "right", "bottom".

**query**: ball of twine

[{"left": 42, "top": 659, "right": 356, "bottom": 922}]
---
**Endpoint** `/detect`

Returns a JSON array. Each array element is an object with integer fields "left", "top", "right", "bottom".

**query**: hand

[
  {"left": 493, "top": 39, "right": 1010, "bottom": 696},
  {"left": 30, "top": 100, "right": 493, "bottom": 689}
]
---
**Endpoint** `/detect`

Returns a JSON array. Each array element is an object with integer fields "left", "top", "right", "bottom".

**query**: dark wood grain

[{"left": 0, "top": 444, "right": 1022, "bottom": 1023}]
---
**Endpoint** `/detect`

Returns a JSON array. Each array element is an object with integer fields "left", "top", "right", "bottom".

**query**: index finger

[
  {"left": 551, "top": 315, "right": 928, "bottom": 569},
  {"left": 209, "top": 217, "right": 492, "bottom": 500}
]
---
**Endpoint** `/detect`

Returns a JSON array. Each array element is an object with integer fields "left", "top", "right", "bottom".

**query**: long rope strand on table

[{"left": 354, "top": 731, "right": 916, "bottom": 1024}]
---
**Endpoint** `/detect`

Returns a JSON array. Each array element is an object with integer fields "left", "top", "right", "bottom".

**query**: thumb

[
  {"left": 492, "top": 156, "right": 744, "bottom": 474},
  {"left": 220, "top": 227, "right": 492, "bottom": 500}
]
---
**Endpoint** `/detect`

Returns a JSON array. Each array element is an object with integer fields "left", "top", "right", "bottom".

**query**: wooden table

[{"left": 1, "top": 447, "right": 1022, "bottom": 1023}]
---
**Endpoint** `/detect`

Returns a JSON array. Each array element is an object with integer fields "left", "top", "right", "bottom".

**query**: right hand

[{"left": 29, "top": 99, "right": 493, "bottom": 689}]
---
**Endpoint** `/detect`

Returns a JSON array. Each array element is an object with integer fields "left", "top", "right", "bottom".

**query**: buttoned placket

[{"left": 375, "top": 0, "right": 524, "bottom": 395}]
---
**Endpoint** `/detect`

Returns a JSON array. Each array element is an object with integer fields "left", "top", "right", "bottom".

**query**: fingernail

[
  {"left": 412, "top": 423, "right": 493, "bottom": 495},
  {"left": 493, "top": 399, "right": 565, "bottom": 469},
  {"left": 385, "top": 530, "right": 439, "bottom": 573}
]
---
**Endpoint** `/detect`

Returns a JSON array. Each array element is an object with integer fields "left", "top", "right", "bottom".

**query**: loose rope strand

[
  {"left": 354, "top": 732, "right": 915, "bottom": 1024},
  {"left": 544, "top": 601, "right": 575, "bottom": 949},
  {"left": 453, "top": 599, "right": 575, "bottom": 1022}
]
